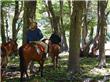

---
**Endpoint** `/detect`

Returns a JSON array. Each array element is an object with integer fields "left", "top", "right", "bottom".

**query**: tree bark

[
  {"left": 44, "top": 1, "right": 53, "bottom": 29},
  {"left": 60, "top": 1, "right": 68, "bottom": 51},
  {"left": 91, "top": 1, "right": 100, "bottom": 56},
  {"left": 5, "top": 19, "right": 9, "bottom": 41},
  {"left": 81, "top": 1, "right": 92, "bottom": 57},
  {"left": 12, "top": 1, "right": 19, "bottom": 40},
  {"left": 68, "top": 1, "right": 84, "bottom": 73},
  {"left": 1, "top": 2, "right": 6, "bottom": 43},
  {"left": 23, "top": 1, "right": 36, "bottom": 44},
  {"left": 82, "top": 1, "right": 88, "bottom": 48},
  {"left": 98, "top": 1, "right": 107, "bottom": 68},
  {"left": 47, "top": 0, "right": 60, "bottom": 34}
]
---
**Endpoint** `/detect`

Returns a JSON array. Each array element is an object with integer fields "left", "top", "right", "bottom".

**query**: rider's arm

[{"left": 37, "top": 28, "right": 43, "bottom": 40}]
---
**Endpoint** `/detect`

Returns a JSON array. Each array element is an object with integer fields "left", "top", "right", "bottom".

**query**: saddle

[{"left": 30, "top": 41, "right": 48, "bottom": 55}]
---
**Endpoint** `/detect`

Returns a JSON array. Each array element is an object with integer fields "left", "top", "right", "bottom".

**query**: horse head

[{"left": 11, "top": 39, "right": 18, "bottom": 52}]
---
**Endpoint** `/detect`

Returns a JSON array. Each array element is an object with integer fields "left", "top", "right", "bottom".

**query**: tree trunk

[
  {"left": 44, "top": 1, "right": 53, "bottom": 29},
  {"left": 1, "top": 2, "right": 6, "bottom": 43},
  {"left": 12, "top": 1, "right": 19, "bottom": 40},
  {"left": 81, "top": 1, "right": 92, "bottom": 57},
  {"left": 47, "top": 0, "right": 60, "bottom": 34},
  {"left": 91, "top": 1, "right": 100, "bottom": 56},
  {"left": 5, "top": 19, "right": 9, "bottom": 41},
  {"left": 23, "top": 1, "right": 36, "bottom": 44},
  {"left": 98, "top": 1, "right": 107, "bottom": 68},
  {"left": 60, "top": 1, "right": 68, "bottom": 51},
  {"left": 82, "top": 1, "right": 87, "bottom": 48},
  {"left": 61, "top": 32, "right": 68, "bottom": 51},
  {"left": 68, "top": 1, "right": 84, "bottom": 73}
]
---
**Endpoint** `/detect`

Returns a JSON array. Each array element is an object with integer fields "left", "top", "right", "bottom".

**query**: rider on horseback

[
  {"left": 49, "top": 32, "right": 61, "bottom": 54},
  {"left": 49, "top": 32, "right": 61, "bottom": 46},
  {"left": 49, "top": 32, "right": 61, "bottom": 66},
  {"left": 26, "top": 21, "right": 48, "bottom": 54},
  {"left": 26, "top": 21, "right": 48, "bottom": 74},
  {"left": 27, "top": 22, "right": 43, "bottom": 43}
]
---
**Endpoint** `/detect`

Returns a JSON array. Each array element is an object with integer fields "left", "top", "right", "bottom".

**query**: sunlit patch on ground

[{"left": 90, "top": 67, "right": 110, "bottom": 76}]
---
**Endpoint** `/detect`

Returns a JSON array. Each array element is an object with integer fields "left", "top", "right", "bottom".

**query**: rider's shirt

[
  {"left": 27, "top": 27, "right": 43, "bottom": 43},
  {"left": 49, "top": 33, "right": 61, "bottom": 44}
]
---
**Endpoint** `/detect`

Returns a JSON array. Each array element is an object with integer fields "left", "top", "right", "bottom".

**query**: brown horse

[
  {"left": 1, "top": 39, "right": 18, "bottom": 67},
  {"left": 19, "top": 40, "right": 48, "bottom": 82},
  {"left": 1, "top": 39, "right": 18, "bottom": 81},
  {"left": 48, "top": 41, "right": 61, "bottom": 68}
]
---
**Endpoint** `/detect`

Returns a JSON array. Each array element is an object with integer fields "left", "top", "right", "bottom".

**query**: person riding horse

[
  {"left": 49, "top": 32, "right": 61, "bottom": 46},
  {"left": 26, "top": 21, "right": 47, "bottom": 73},
  {"left": 27, "top": 22, "right": 43, "bottom": 43},
  {"left": 19, "top": 21, "right": 49, "bottom": 81},
  {"left": 27, "top": 21, "right": 48, "bottom": 54},
  {"left": 48, "top": 32, "right": 61, "bottom": 68}
]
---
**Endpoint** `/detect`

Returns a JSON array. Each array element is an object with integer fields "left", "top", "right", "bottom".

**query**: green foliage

[
  {"left": 1, "top": 0, "right": 15, "bottom": 1},
  {"left": 106, "top": 0, "right": 110, "bottom": 11},
  {"left": 36, "top": 0, "right": 46, "bottom": 20},
  {"left": 88, "top": 17, "right": 97, "bottom": 29},
  {"left": 1, "top": 1, "right": 15, "bottom": 7},
  {"left": 63, "top": 14, "right": 70, "bottom": 31},
  {"left": 63, "top": 2, "right": 70, "bottom": 14}
]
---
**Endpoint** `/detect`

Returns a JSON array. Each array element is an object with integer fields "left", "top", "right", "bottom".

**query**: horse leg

[
  {"left": 54, "top": 52, "right": 58, "bottom": 68},
  {"left": 20, "top": 64, "right": 28, "bottom": 82},
  {"left": 19, "top": 47, "right": 29, "bottom": 82},
  {"left": 2, "top": 55, "right": 8, "bottom": 68},
  {"left": 52, "top": 56, "right": 56, "bottom": 68},
  {"left": 40, "top": 64, "right": 43, "bottom": 77},
  {"left": 20, "top": 69, "right": 24, "bottom": 82},
  {"left": 55, "top": 56, "right": 57, "bottom": 68},
  {"left": 20, "top": 64, "right": 29, "bottom": 82},
  {"left": 29, "top": 61, "right": 35, "bottom": 74},
  {"left": 1, "top": 55, "right": 8, "bottom": 80},
  {"left": 1, "top": 69, "right": 5, "bottom": 82},
  {"left": 25, "top": 67, "right": 29, "bottom": 80},
  {"left": 20, "top": 62, "right": 27, "bottom": 82},
  {"left": 39, "top": 60, "right": 44, "bottom": 77}
]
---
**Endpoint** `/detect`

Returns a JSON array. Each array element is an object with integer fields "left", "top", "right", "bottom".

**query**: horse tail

[
  {"left": 19, "top": 46, "right": 29, "bottom": 81},
  {"left": 19, "top": 47, "right": 26, "bottom": 72},
  {"left": 19, "top": 46, "right": 25, "bottom": 81}
]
